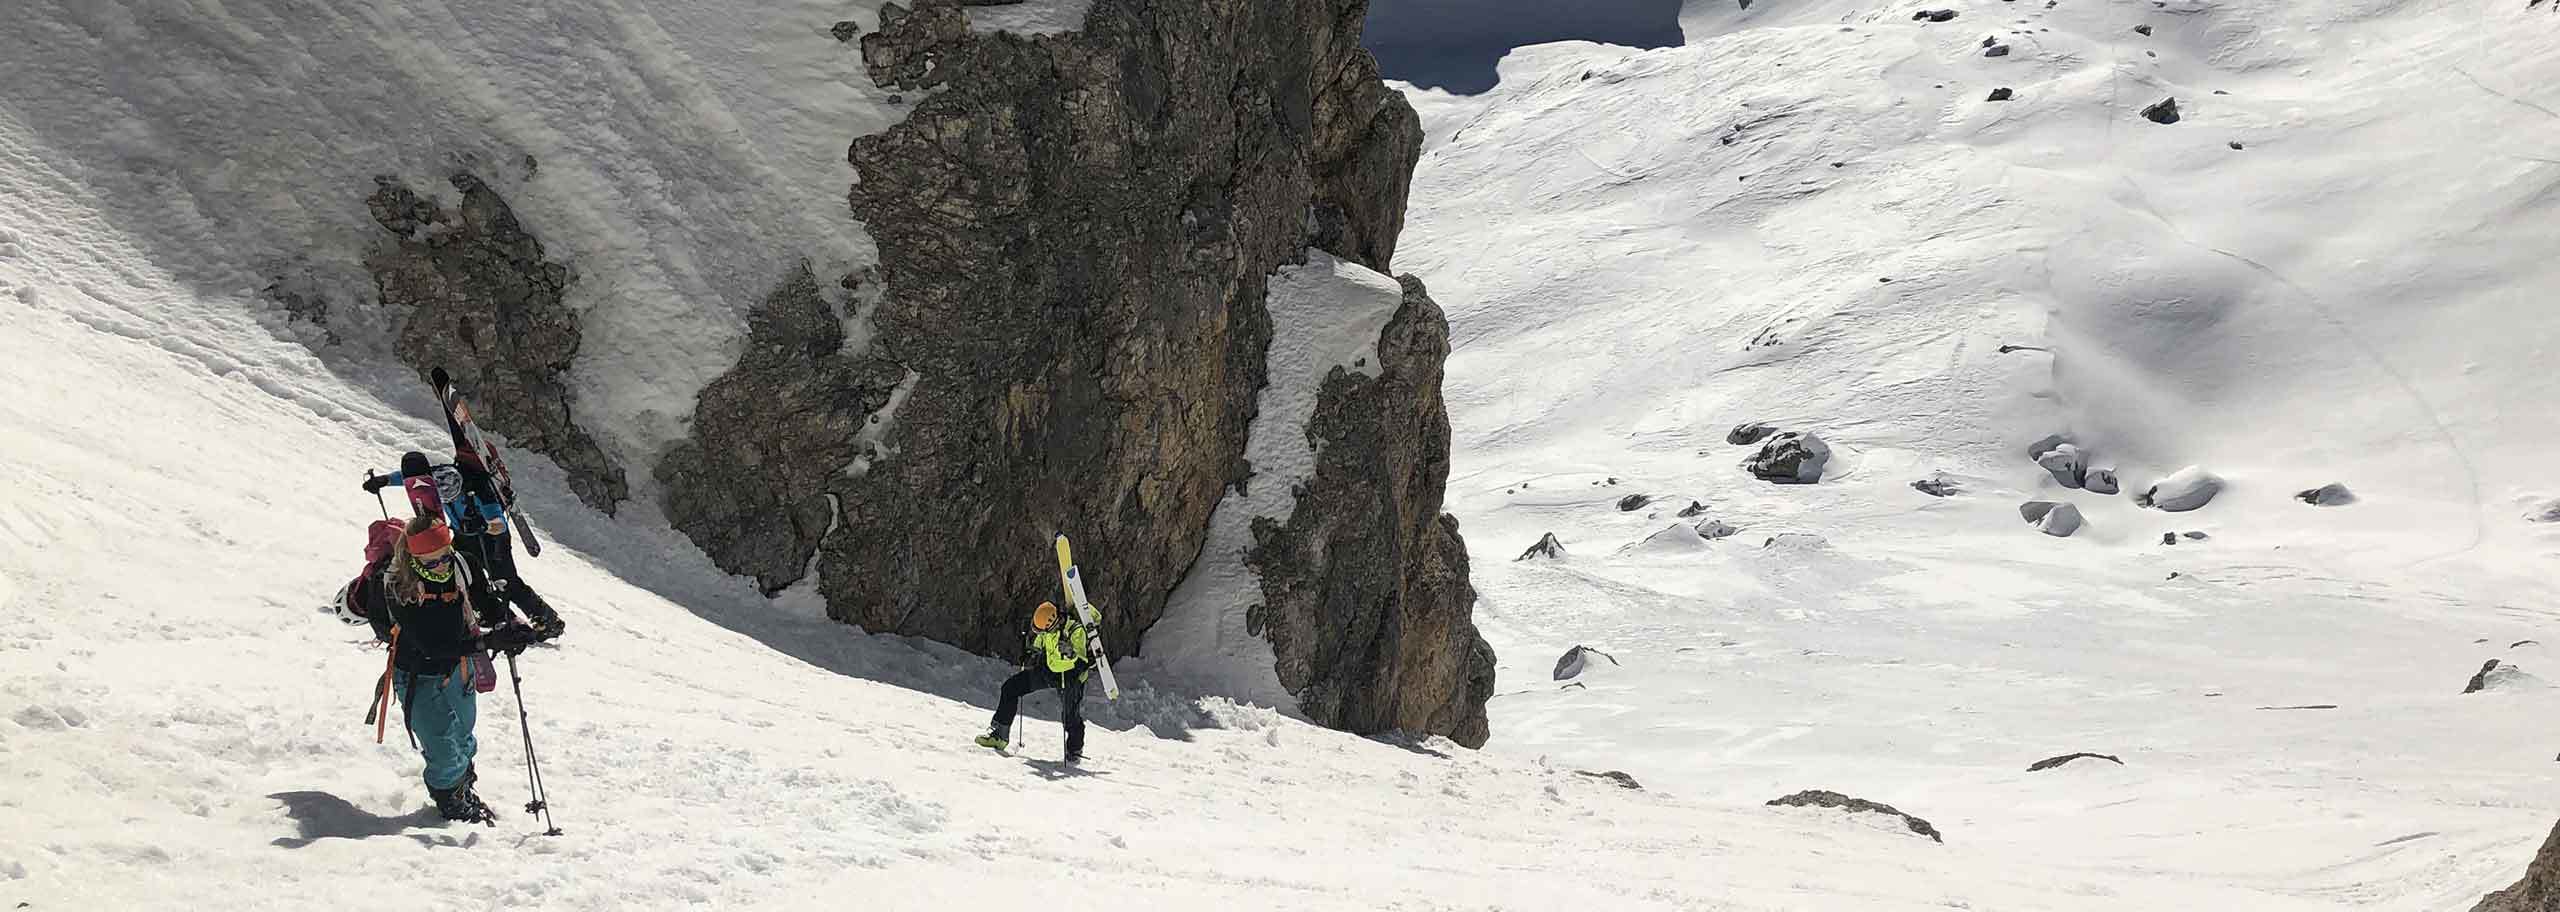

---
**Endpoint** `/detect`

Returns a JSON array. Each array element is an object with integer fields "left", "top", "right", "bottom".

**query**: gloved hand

[
  {"left": 482, "top": 623, "right": 541, "bottom": 656},
  {"left": 361, "top": 471, "right": 390, "bottom": 493}
]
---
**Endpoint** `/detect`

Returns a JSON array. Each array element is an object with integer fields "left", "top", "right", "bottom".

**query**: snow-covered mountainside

[
  {"left": 1397, "top": 0, "right": 2560, "bottom": 906},
  {"left": 6, "top": 0, "right": 2559, "bottom": 907}
]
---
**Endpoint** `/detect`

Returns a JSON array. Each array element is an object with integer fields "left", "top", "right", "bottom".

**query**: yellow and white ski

[{"left": 1054, "top": 534, "right": 1121, "bottom": 700}]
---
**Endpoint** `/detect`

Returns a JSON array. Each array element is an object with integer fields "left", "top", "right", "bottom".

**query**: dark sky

[{"left": 1362, "top": 0, "right": 1685, "bottom": 95}]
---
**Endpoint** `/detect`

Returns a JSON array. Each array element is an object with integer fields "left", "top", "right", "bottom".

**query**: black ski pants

[
  {"left": 457, "top": 531, "right": 557, "bottom": 627},
  {"left": 991, "top": 666, "right": 1087, "bottom": 755}
]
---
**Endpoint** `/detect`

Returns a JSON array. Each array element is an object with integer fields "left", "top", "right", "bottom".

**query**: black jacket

[{"left": 389, "top": 567, "right": 479, "bottom": 675}]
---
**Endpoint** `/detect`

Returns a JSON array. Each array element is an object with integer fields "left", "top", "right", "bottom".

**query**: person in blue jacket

[{"left": 364, "top": 409, "right": 562, "bottom": 641}]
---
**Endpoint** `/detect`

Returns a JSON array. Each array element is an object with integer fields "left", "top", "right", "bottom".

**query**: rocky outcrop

[
  {"left": 1249, "top": 276, "right": 1494, "bottom": 747},
  {"left": 369, "top": 173, "right": 627, "bottom": 511},
  {"left": 653, "top": 265, "right": 908, "bottom": 593},
  {"left": 653, "top": 0, "right": 1482, "bottom": 744},
  {"left": 2473, "top": 819, "right": 2560, "bottom": 912},
  {"left": 1516, "top": 532, "right": 1566, "bottom": 561}
]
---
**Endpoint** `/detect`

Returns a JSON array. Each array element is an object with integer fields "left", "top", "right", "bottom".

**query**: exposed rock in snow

[
  {"left": 2144, "top": 97, "right": 2183, "bottom": 124},
  {"left": 1617, "top": 493, "right": 1654, "bottom": 512},
  {"left": 1912, "top": 474, "right": 1964, "bottom": 497},
  {"left": 2184, "top": 531, "right": 2211, "bottom": 540},
  {"left": 1743, "top": 431, "right": 1831, "bottom": 484},
  {"left": 1676, "top": 500, "right": 1709, "bottom": 518},
  {"left": 1627, "top": 523, "right": 1715, "bottom": 555},
  {"left": 2138, "top": 466, "right": 2224, "bottom": 512},
  {"left": 1553, "top": 645, "right": 1620, "bottom": 681},
  {"left": 1574, "top": 769, "right": 1644, "bottom": 790},
  {"left": 2465, "top": 659, "right": 2537, "bottom": 694},
  {"left": 2026, "top": 433, "right": 2076, "bottom": 459},
  {"left": 2085, "top": 468, "right": 2121, "bottom": 495},
  {"left": 831, "top": 20, "right": 862, "bottom": 41},
  {"left": 1912, "top": 9, "right": 1959, "bottom": 22},
  {"left": 1696, "top": 520, "right": 1740, "bottom": 540},
  {"left": 370, "top": 174, "right": 629, "bottom": 512},
  {"left": 2297, "top": 483, "right": 2357, "bottom": 506},
  {"left": 2020, "top": 501, "right": 2084, "bottom": 537},
  {"left": 1984, "top": 43, "right": 2012, "bottom": 57},
  {"left": 1727, "top": 421, "right": 1776, "bottom": 445},
  {"left": 2135, "top": 23, "right": 2155, "bottom": 35},
  {"left": 1988, "top": 87, "right": 2015, "bottom": 101},
  {"left": 2035, "top": 443, "right": 2088, "bottom": 489},
  {"left": 1767, "top": 790, "right": 1943, "bottom": 843},
  {"left": 2524, "top": 498, "right": 2560, "bottom": 522},
  {"left": 1516, "top": 532, "right": 1567, "bottom": 562},
  {"left": 2471, "top": 818, "right": 2560, "bottom": 912},
  {"left": 2028, "top": 752, "right": 2124, "bottom": 771},
  {"left": 1761, "top": 533, "right": 1830, "bottom": 550}
]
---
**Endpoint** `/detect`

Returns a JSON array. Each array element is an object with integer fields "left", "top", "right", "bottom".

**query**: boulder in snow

[
  {"left": 1728, "top": 421, "right": 1778, "bottom": 445},
  {"left": 1516, "top": 533, "right": 1566, "bottom": 562},
  {"left": 1984, "top": 43, "right": 2012, "bottom": 57},
  {"left": 1696, "top": 520, "right": 1740, "bottom": 540},
  {"left": 1912, "top": 8, "right": 1959, "bottom": 21},
  {"left": 2524, "top": 497, "right": 2560, "bottom": 523},
  {"left": 2084, "top": 467, "right": 2121, "bottom": 495},
  {"left": 830, "top": 20, "right": 862, "bottom": 41},
  {"left": 1553, "top": 645, "right": 1620, "bottom": 681},
  {"left": 1616, "top": 493, "right": 1653, "bottom": 512},
  {"left": 2137, "top": 466, "right": 2223, "bottom": 512},
  {"left": 1676, "top": 500, "right": 1709, "bottom": 518},
  {"left": 2034, "top": 444, "right": 2087, "bottom": 489},
  {"left": 1766, "top": 790, "right": 1943, "bottom": 843},
  {"left": 2297, "top": 483, "right": 2356, "bottom": 506},
  {"left": 2143, "top": 97, "right": 2182, "bottom": 124},
  {"left": 2134, "top": 24, "right": 2154, "bottom": 35},
  {"left": 1912, "top": 474, "right": 1963, "bottom": 497},
  {"left": 2027, "top": 752, "right": 2124, "bottom": 772},
  {"left": 2465, "top": 659, "right": 2537, "bottom": 694},
  {"left": 2020, "top": 501, "right": 2084, "bottom": 537},
  {"left": 1987, "top": 87, "right": 2015, "bottom": 101},
  {"left": 1743, "top": 431, "right": 1831, "bottom": 484}
]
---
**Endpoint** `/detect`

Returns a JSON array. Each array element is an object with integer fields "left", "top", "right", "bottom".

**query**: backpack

[{"left": 324, "top": 519, "right": 407, "bottom": 642}]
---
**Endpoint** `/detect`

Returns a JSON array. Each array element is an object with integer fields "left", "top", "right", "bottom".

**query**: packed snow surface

[
  {"left": 1398, "top": 0, "right": 2560, "bottom": 906},
  {"left": 5, "top": 0, "right": 2560, "bottom": 907}
]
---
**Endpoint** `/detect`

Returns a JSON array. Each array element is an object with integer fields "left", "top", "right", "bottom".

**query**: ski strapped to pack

[
  {"left": 1053, "top": 534, "right": 1121, "bottom": 701},
  {"left": 429, "top": 366, "right": 543, "bottom": 557}
]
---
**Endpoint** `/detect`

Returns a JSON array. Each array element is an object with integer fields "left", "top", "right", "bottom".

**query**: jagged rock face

[
  {"left": 1248, "top": 277, "right": 1494, "bottom": 747},
  {"left": 369, "top": 173, "right": 627, "bottom": 511},
  {"left": 654, "top": 266, "right": 908, "bottom": 593},
  {"left": 651, "top": 0, "right": 1480, "bottom": 742},
  {"left": 2475, "top": 819, "right": 2560, "bottom": 912}
]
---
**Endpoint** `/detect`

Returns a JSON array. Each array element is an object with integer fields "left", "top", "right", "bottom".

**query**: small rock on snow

[
  {"left": 1676, "top": 500, "right": 1709, "bottom": 518},
  {"left": 1912, "top": 474, "right": 1963, "bottom": 497},
  {"left": 2134, "top": 24, "right": 2154, "bottom": 35},
  {"left": 1766, "top": 790, "right": 1944, "bottom": 843},
  {"left": 1984, "top": 44, "right": 2012, "bottom": 57},
  {"left": 1554, "top": 645, "right": 1620, "bottom": 681},
  {"left": 1515, "top": 533, "right": 1566, "bottom": 562},
  {"left": 2143, "top": 97, "right": 2182, "bottom": 124},
  {"left": 2027, "top": 752, "right": 2124, "bottom": 771},
  {"left": 1987, "top": 87, "right": 2015, "bottom": 101},
  {"left": 1616, "top": 493, "right": 1653, "bottom": 512},
  {"left": 1727, "top": 421, "right": 1777, "bottom": 445},
  {"left": 1913, "top": 8, "right": 1959, "bottom": 21},
  {"left": 2020, "top": 501, "right": 2084, "bottom": 537},
  {"left": 2297, "top": 483, "right": 2356, "bottom": 506},
  {"left": 1575, "top": 770, "right": 1644, "bottom": 790},
  {"left": 1696, "top": 520, "right": 1740, "bottom": 540},
  {"left": 830, "top": 20, "right": 862, "bottom": 41}
]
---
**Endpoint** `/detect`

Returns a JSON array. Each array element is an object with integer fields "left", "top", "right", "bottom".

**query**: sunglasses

[{"left": 414, "top": 549, "right": 456, "bottom": 569}]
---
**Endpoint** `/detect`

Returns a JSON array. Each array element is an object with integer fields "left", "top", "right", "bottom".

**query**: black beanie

[{"left": 400, "top": 451, "right": 432, "bottom": 477}]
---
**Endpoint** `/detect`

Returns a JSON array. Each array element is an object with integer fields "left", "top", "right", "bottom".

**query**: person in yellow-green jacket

[{"left": 974, "top": 600, "right": 1095, "bottom": 762}]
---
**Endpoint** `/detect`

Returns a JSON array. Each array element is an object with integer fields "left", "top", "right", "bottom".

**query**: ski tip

[{"left": 430, "top": 366, "right": 451, "bottom": 387}]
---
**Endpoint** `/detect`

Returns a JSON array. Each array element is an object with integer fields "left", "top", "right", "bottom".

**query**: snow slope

[
  {"left": 1399, "top": 0, "right": 2560, "bottom": 906},
  {"left": 0, "top": 0, "right": 915, "bottom": 485},
  {"left": 0, "top": 121, "right": 2282, "bottom": 912}
]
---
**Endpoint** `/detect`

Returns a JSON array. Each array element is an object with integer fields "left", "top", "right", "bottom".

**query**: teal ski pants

[{"left": 395, "top": 667, "right": 479, "bottom": 790}]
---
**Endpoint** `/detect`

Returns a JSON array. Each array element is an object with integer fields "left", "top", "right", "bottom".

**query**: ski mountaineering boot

[
  {"left": 430, "top": 780, "right": 497, "bottom": 824},
  {"left": 974, "top": 728, "right": 1008, "bottom": 751}
]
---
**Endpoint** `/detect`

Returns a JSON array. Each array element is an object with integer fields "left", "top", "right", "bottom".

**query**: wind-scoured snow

[
  {"left": 0, "top": 0, "right": 914, "bottom": 484},
  {"left": 1402, "top": 0, "right": 2560, "bottom": 906},
  {"left": 1137, "top": 253, "right": 1406, "bottom": 713}
]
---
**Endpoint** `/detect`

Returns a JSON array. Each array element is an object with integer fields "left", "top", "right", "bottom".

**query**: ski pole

[{"left": 503, "top": 651, "right": 563, "bottom": 836}]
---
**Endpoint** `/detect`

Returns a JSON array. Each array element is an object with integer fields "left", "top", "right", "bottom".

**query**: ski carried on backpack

[
  {"left": 1052, "top": 534, "right": 1121, "bottom": 701},
  {"left": 429, "top": 366, "right": 543, "bottom": 557}
]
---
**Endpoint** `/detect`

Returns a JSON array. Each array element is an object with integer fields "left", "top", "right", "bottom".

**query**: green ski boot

[{"left": 973, "top": 731, "right": 1008, "bottom": 751}]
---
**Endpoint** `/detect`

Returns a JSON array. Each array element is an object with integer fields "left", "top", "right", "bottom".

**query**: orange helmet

[{"left": 1032, "top": 601, "right": 1060, "bottom": 631}]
